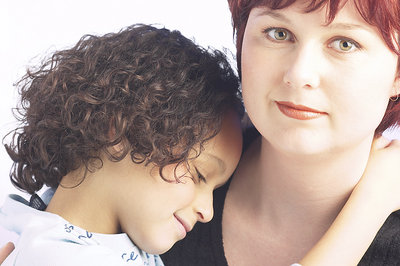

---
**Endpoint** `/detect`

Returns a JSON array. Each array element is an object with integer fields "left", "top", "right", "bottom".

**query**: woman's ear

[{"left": 390, "top": 76, "right": 400, "bottom": 98}]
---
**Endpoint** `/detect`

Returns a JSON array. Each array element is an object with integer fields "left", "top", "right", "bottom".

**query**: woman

[
  {"left": 2, "top": 0, "right": 400, "bottom": 265},
  {"left": 161, "top": 0, "right": 400, "bottom": 265}
]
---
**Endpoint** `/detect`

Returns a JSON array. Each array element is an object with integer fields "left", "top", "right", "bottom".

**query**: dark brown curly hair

[{"left": 4, "top": 24, "right": 243, "bottom": 195}]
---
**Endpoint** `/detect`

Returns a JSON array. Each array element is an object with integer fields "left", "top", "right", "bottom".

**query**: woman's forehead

[{"left": 253, "top": 0, "right": 399, "bottom": 47}]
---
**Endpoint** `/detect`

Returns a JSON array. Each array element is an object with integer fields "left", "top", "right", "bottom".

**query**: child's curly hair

[{"left": 4, "top": 24, "right": 243, "bottom": 194}]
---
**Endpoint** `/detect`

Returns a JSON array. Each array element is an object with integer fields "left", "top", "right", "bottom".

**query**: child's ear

[
  {"left": 106, "top": 139, "right": 127, "bottom": 159},
  {"left": 108, "top": 120, "right": 117, "bottom": 140},
  {"left": 107, "top": 122, "right": 126, "bottom": 155},
  {"left": 109, "top": 142, "right": 125, "bottom": 155}
]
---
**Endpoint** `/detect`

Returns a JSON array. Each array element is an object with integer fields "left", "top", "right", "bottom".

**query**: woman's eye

[
  {"left": 266, "top": 28, "right": 292, "bottom": 41},
  {"left": 330, "top": 39, "right": 360, "bottom": 52}
]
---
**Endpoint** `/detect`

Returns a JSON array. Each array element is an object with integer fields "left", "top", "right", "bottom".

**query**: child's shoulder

[{"left": 1, "top": 195, "right": 163, "bottom": 266}]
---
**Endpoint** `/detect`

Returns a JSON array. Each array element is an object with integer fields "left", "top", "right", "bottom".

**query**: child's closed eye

[{"left": 195, "top": 167, "right": 207, "bottom": 183}]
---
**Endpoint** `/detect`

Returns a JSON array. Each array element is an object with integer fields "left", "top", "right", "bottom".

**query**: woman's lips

[{"left": 276, "top": 101, "right": 327, "bottom": 120}]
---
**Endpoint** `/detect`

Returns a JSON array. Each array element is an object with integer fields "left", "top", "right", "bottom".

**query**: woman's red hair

[{"left": 228, "top": 0, "right": 400, "bottom": 134}]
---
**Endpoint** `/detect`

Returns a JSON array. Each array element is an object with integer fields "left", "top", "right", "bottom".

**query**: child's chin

[{"left": 141, "top": 239, "right": 176, "bottom": 255}]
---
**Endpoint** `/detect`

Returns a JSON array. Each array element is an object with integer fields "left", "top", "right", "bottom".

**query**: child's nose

[{"left": 193, "top": 190, "right": 214, "bottom": 223}]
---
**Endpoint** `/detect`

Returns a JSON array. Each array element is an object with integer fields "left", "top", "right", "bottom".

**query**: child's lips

[
  {"left": 275, "top": 101, "right": 327, "bottom": 120},
  {"left": 174, "top": 214, "right": 192, "bottom": 233}
]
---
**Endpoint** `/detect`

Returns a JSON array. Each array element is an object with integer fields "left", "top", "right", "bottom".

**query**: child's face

[
  {"left": 112, "top": 110, "right": 242, "bottom": 254},
  {"left": 240, "top": 0, "right": 399, "bottom": 155}
]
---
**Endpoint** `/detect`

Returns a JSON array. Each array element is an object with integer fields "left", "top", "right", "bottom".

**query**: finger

[
  {"left": 379, "top": 139, "right": 400, "bottom": 150},
  {"left": 0, "top": 242, "right": 14, "bottom": 263},
  {"left": 387, "top": 139, "right": 400, "bottom": 147},
  {"left": 372, "top": 135, "right": 392, "bottom": 150}
]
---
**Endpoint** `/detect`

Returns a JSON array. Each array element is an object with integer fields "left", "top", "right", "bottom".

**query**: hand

[
  {"left": 298, "top": 136, "right": 400, "bottom": 266},
  {"left": 0, "top": 242, "right": 14, "bottom": 264},
  {"left": 355, "top": 136, "right": 400, "bottom": 213},
  {"left": 298, "top": 137, "right": 400, "bottom": 266}
]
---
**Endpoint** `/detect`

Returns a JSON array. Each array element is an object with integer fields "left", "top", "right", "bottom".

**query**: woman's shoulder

[
  {"left": 359, "top": 210, "right": 400, "bottom": 265},
  {"left": 243, "top": 126, "right": 260, "bottom": 151}
]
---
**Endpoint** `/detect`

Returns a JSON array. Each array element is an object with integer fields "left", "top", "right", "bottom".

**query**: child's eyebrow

[{"left": 209, "top": 154, "right": 226, "bottom": 173}]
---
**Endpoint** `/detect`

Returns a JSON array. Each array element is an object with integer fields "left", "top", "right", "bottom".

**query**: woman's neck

[{"left": 231, "top": 134, "right": 374, "bottom": 233}]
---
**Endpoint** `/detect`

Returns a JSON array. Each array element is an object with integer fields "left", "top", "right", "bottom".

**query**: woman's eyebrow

[
  {"left": 255, "top": 8, "right": 374, "bottom": 34},
  {"left": 326, "top": 22, "right": 375, "bottom": 33},
  {"left": 254, "top": 8, "right": 291, "bottom": 23}
]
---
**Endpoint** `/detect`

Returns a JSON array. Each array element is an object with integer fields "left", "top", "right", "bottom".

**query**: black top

[
  {"left": 161, "top": 176, "right": 232, "bottom": 266},
  {"left": 161, "top": 129, "right": 400, "bottom": 266}
]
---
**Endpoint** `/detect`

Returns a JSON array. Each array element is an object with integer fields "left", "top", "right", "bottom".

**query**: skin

[
  {"left": 299, "top": 137, "right": 400, "bottom": 266},
  {"left": 2, "top": 136, "right": 400, "bottom": 265},
  {"left": 223, "top": 1, "right": 400, "bottom": 265},
  {"left": 0, "top": 242, "right": 14, "bottom": 264},
  {"left": 241, "top": 1, "right": 399, "bottom": 156},
  {"left": 2, "top": 2, "right": 400, "bottom": 264},
  {"left": 45, "top": 110, "right": 243, "bottom": 255}
]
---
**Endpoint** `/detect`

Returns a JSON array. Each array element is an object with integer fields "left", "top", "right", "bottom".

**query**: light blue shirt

[{"left": 0, "top": 191, "right": 164, "bottom": 266}]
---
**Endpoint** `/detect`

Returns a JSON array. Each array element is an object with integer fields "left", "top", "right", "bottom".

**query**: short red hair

[{"left": 228, "top": 0, "right": 400, "bottom": 134}]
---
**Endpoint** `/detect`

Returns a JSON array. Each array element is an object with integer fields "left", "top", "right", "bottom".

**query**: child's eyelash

[{"left": 195, "top": 168, "right": 207, "bottom": 183}]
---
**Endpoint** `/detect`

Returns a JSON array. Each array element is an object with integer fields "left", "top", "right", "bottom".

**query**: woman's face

[{"left": 241, "top": 0, "right": 399, "bottom": 155}]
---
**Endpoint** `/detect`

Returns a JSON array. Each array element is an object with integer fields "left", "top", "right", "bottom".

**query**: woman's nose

[{"left": 283, "top": 44, "right": 322, "bottom": 90}]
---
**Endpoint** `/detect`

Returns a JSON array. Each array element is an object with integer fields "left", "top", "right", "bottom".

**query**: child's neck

[{"left": 46, "top": 166, "right": 120, "bottom": 235}]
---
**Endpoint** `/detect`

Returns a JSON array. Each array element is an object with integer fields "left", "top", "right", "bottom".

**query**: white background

[
  {"left": 1, "top": 0, "right": 399, "bottom": 247},
  {"left": 0, "top": 0, "right": 235, "bottom": 245}
]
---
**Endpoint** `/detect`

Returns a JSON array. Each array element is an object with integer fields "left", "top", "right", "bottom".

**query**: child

[
  {"left": 1, "top": 22, "right": 400, "bottom": 266},
  {"left": 0, "top": 24, "right": 244, "bottom": 265},
  {"left": 0, "top": 242, "right": 14, "bottom": 263}
]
